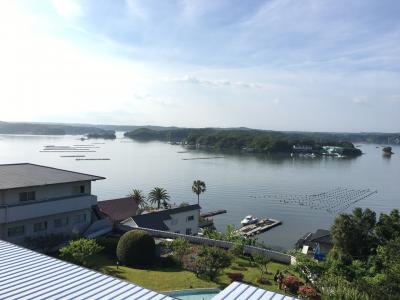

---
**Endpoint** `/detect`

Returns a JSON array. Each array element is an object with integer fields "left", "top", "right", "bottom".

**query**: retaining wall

[{"left": 117, "top": 225, "right": 295, "bottom": 264}]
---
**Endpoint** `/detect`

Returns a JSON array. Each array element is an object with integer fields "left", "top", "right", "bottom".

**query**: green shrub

[
  {"left": 194, "top": 246, "right": 232, "bottom": 280},
  {"left": 159, "top": 256, "right": 178, "bottom": 268},
  {"left": 96, "top": 236, "right": 119, "bottom": 257},
  {"left": 116, "top": 230, "right": 156, "bottom": 267},
  {"left": 171, "top": 238, "right": 191, "bottom": 264},
  {"left": 59, "top": 238, "right": 103, "bottom": 266}
]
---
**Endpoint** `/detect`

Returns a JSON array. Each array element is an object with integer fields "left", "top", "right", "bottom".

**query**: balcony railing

[{"left": 0, "top": 194, "right": 97, "bottom": 223}]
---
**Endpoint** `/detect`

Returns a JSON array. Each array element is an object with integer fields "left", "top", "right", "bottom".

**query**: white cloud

[
  {"left": 51, "top": 0, "right": 82, "bottom": 18},
  {"left": 352, "top": 97, "right": 368, "bottom": 105},
  {"left": 167, "top": 75, "right": 262, "bottom": 89}
]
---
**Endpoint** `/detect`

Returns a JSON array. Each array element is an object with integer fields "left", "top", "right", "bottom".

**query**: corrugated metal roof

[
  {"left": 212, "top": 282, "right": 299, "bottom": 300},
  {"left": 0, "top": 240, "right": 175, "bottom": 300},
  {"left": 0, "top": 163, "right": 105, "bottom": 190}
]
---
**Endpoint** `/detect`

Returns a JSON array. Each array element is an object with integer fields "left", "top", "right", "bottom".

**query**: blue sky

[{"left": 0, "top": 0, "right": 399, "bottom": 132}]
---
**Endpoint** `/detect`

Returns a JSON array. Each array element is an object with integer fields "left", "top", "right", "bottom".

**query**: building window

[
  {"left": 8, "top": 225, "right": 25, "bottom": 237},
  {"left": 73, "top": 185, "right": 86, "bottom": 195},
  {"left": 72, "top": 214, "right": 86, "bottom": 224},
  {"left": 33, "top": 221, "right": 47, "bottom": 232},
  {"left": 19, "top": 191, "right": 36, "bottom": 202},
  {"left": 187, "top": 215, "right": 194, "bottom": 222},
  {"left": 171, "top": 219, "right": 178, "bottom": 225},
  {"left": 54, "top": 217, "right": 69, "bottom": 228},
  {"left": 186, "top": 228, "right": 192, "bottom": 235}
]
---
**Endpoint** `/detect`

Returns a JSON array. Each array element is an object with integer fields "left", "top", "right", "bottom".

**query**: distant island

[
  {"left": 124, "top": 128, "right": 366, "bottom": 156},
  {"left": 0, "top": 121, "right": 113, "bottom": 136},
  {"left": 86, "top": 131, "right": 116, "bottom": 140},
  {"left": 1, "top": 120, "right": 398, "bottom": 152}
]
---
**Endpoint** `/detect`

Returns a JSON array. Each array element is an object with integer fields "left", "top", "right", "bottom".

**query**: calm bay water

[{"left": 1, "top": 133, "right": 399, "bottom": 250}]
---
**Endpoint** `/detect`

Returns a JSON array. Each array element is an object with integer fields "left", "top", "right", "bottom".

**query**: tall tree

[
  {"left": 192, "top": 180, "right": 206, "bottom": 205},
  {"left": 129, "top": 189, "right": 147, "bottom": 210},
  {"left": 375, "top": 209, "right": 400, "bottom": 244},
  {"left": 148, "top": 187, "right": 170, "bottom": 209},
  {"left": 331, "top": 208, "right": 377, "bottom": 259}
]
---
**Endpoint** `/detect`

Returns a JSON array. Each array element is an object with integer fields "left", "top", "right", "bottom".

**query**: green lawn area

[{"left": 89, "top": 253, "right": 294, "bottom": 294}]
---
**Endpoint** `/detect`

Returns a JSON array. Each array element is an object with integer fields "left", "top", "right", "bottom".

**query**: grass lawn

[{"left": 88, "top": 254, "right": 294, "bottom": 294}]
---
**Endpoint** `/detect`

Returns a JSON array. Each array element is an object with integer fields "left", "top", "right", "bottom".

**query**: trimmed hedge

[{"left": 116, "top": 230, "right": 156, "bottom": 267}]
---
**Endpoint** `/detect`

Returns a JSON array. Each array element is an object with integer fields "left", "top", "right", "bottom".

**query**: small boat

[{"left": 241, "top": 215, "right": 258, "bottom": 226}]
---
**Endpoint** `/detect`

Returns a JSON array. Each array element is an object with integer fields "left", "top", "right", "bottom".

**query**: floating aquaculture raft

[{"left": 250, "top": 187, "right": 378, "bottom": 214}]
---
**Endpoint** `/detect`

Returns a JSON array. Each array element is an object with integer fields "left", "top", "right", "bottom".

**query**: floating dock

[
  {"left": 182, "top": 156, "right": 224, "bottom": 160},
  {"left": 201, "top": 209, "right": 227, "bottom": 218},
  {"left": 76, "top": 158, "right": 111, "bottom": 161},
  {"left": 234, "top": 218, "right": 282, "bottom": 237}
]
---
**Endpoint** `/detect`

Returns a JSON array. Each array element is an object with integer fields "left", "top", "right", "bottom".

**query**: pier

[
  {"left": 200, "top": 209, "right": 227, "bottom": 218},
  {"left": 182, "top": 156, "right": 224, "bottom": 160},
  {"left": 234, "top": 218, "right": 282, "bottom": 237}
]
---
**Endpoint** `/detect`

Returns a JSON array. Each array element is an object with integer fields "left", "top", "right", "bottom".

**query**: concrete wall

[
  {"left": 0, "top": 194, "right": 97, "bottom": 223},
  {"left": 0, "top": 181, "right": 91, "bottom": 205},
  {"left": 119, "top": 225, "right": 295, "bottom": 265},
  {"left": 0, "top": 209, "right": 91, "bottom": 244},
  {"left": 164, "top": 209, "right": 199, "bottom": 235}
]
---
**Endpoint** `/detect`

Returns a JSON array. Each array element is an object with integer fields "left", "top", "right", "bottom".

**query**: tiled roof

[
  {"left": 0, "top": 239, "right": 175, "bottom": 300},
  {"left": 131, "top": 204, "right": 201, "bottom": 231},
  {"left": 212, "top": 282, "right": 299, "bottom": 300},
  {"left": 98, "top": 197, "right": 139, "bottom": 222},
  {"left": 0, "top": 163, "right": 104, "bottom": 190}
]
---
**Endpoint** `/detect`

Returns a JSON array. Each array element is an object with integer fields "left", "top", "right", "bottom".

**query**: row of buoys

[{"left": 249, "top": 187, "right": 378, "bottom": 214}]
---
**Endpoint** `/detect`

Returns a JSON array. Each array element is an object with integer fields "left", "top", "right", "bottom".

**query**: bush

[
  {"left": 257, "top": 277, "right": 271, "bottom": 285},
  {"left": 96, "top": 236, "right": 119, "bottom": 257},
  {"left": 298, "top": 285, "right": 319, "bottom": 299},
  {"left": 171, "top": 238, "right": 191, "bottom": 264},
  {"left": 25, "top": 233, "right": 67, "bottom": 253},
  {"left": 227, "top": 272, "right": 244, "bottom": 282},
  {"left": 159, "top": 256, "right": 178, "bottom": 268},
  {"left": 230, "top": 241, "right": 244, "bottom": 256},
  {"left": 283, "top": 275, "right": 301, "bottom": 294},
  {"left": 116, "top": 230, "right": 156, "bottom": 267},
  {"left": 59, "top": 238, "right": 103, "bottom": 266},
  {"left": 194, "top": 246, "right": 232, "bottom": 281}
]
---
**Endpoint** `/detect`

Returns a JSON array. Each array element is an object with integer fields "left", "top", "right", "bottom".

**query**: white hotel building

[{"left": 0, "top": 163, "right": 104, "bottom": 244}]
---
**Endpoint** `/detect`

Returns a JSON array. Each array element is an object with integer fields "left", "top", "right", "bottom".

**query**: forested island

[
  {"left": 124, "top": 128, "right": 364, "bottom": 156},
  {"left": 0, "top": 121, "right": 112, "bottom": 136},
  {"left": 86, "top": 131, "right": 116, "bottom": 140}
]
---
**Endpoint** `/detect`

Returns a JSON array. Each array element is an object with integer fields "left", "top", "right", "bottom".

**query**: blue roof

[{"left": 0, "top": 240, "right": 175, "bottom": 300}]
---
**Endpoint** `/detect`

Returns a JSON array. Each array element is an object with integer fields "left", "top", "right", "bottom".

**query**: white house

[
  {"left": 0, "top": 163, "right": 105, "bottom": 244},
  {"left": 126, "top": 204, "right": 201, "bottom": 235}
]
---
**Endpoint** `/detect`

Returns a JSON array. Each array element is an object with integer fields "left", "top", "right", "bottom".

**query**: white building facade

[
  {"left": 128, "top": 204, "right": 201, "bottom": 235},
  {"left": 0, "top": 163, "right": 104, "bottom": 244}
]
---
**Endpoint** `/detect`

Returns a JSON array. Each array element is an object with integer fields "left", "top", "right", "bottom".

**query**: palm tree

[
  {"left": 148, "top": 187, "right": 170, "bottom": 209},
  {"left": 129, "top": 189, "right": 147, "bottom": 210},
  {"left": 192, "top": 180, "right": 206, "bottom": 205}
]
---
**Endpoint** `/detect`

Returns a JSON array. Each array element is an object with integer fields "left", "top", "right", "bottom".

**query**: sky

[{"left": 0, "top": 0, "right": 399, "bottom": 132}]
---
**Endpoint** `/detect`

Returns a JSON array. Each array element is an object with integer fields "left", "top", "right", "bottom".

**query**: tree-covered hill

[
  {"left": 124, "top": 127, "right": 365, "bottom": 156},
  {"left": 0, "top": 121, "right": 113, "bottom": 135}
]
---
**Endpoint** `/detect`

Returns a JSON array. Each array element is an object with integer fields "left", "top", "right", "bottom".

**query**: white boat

[{"left": 241, "top": 215, "right": 258, "bottom": 226}]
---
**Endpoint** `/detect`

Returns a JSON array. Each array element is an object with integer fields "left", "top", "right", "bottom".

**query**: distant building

[
  {"left": 0, "top": 163, "right": 104, "bottom": 244},
  {"left": 296, "top": 229, "right": 333, "bottom": 258},
  {"left": 98, "top": 197, "right": 139, "bottom": 224},
  {"left": 124, "top": 204, "right": 201, "bottom": 235},
  {"left": 292, "top": 145, "right": 313, "bottom": 153}
]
